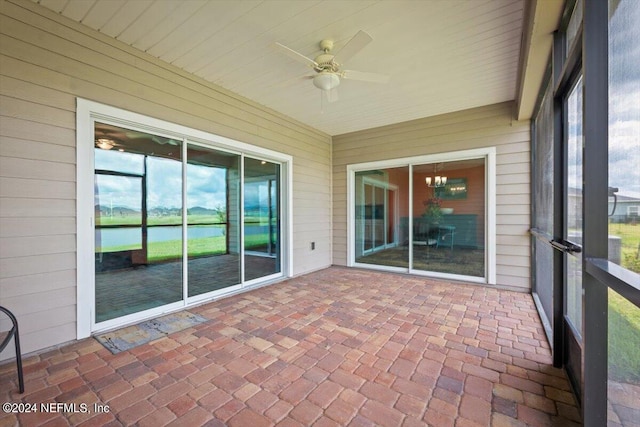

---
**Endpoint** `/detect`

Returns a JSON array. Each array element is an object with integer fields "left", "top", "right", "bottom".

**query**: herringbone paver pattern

[{"left": 0, "top": 267, "right": 581, "bottom": 426}]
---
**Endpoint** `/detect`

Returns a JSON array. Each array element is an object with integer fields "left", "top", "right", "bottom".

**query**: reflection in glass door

[
  {"left": 82, "top": 102, "right": 291, "bottom": 335},
  {"left": 94, "top": 123, "right": 183, "bottom": 323},
  {"left": 411, "top": 160, "right": 486, "bottom": 278},
  {"left": 564, "top": 76, "right": 584, "bottom": 393},
  {"left": 355, "top": 169, "right": 408, "bottom": 269},
  {"left": 244, "top": 158, "right": 281, "bottom": 282},
  {"left": 187, "top": 145, "right": 241, "bottom": 297},
  {"left": 360, "top": 179, "right": 397, "bottom": 254},
  {"left": 353, "top": 158, "right": 489, "bottom": 279},
  {"left": 93, "top": 123, "right": 287, "bottom": 327}
]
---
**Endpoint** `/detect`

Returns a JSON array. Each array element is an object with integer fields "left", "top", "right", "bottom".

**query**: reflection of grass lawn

[
  {"left": 609, "top": 222, "right": 640, "bottom": 273},
  {"left": 609, "top": 289, "right": 640, "bottom": 384},
  {"left": 97, "top": 214, "right": 222, "bottom": 226},
  {"left": 101, "top": 234, "right": 270, "bottom": 262}
]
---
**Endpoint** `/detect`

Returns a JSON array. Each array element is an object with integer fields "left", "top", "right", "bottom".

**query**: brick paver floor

[{"left": 0, "top": 267, "right": 582, "bottom": 426}]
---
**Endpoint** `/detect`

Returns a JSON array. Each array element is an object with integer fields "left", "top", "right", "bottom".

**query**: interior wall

[
  {"left": 0, "top": 0, "right": 332, "bottom": 356},
  {"left": 413, "top": 165, "right": 486, "bottom": 246},
  {"left": 333, "top": 102, "right": 531, "bottom": 289}
]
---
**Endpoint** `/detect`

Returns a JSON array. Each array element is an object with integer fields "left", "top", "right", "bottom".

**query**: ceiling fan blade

[
  {"left": 333, "top": 30, "right": 373, "bottom": 65},
  {"left": 273, "top": 42, "right": 318, "bottom": 68},
  {"left": 341, "top": 69, "right": 390, "bottom": 84}
]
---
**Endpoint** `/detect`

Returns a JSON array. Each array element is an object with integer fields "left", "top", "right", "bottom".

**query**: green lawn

[
  {"left": 100, "top": 233, "right": 271, "bottom": 262},
  {"left": 97, "top": 214, "right": 222, "bottom": 226},
  {"left": 607, "top": 223, "right": 640, "bottom": 384},
  {"left": 608, "top": 289, "right": 640, "bottom": 384},
  {"left": 609, "top": 222, "right": 640, "bottom": 273}
]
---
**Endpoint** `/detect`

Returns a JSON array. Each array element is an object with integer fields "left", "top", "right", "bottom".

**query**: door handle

[{"left": 550, "top": 238, "right": 582, "bottom": 254}]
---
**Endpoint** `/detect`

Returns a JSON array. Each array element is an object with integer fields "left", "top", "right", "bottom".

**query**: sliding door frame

[
  {"left": 347, "top": 147, "right": 496, "bottom": 284},
  {"left": 76, "top": 99, "right": 293, "bottom": 338}
]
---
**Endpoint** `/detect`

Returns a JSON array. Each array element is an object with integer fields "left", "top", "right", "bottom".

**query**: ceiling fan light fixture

[
  {"left": 96, "top": 138, "right": 115, "bottom": 150},
  {"left": 313, "top": 73, "right": 340, "bottom": 91}
]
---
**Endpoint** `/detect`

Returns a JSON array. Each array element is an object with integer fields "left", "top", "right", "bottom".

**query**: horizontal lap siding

[
  {"left": 0, "top": 1, "right": 331, "bottom": 356},
  {"left": 332, "top": 102, "right": 531, "bottom": 290}
]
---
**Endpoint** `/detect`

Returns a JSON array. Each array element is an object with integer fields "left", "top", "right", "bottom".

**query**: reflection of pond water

[{"left": 96, "top": 224, "right": 270, "bottom": 251}]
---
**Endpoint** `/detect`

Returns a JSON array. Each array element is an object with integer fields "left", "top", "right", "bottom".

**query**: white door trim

[
  {"left": 346, "top": 147, "right": 497, "bottom": 284},
  {"left": 76, "top": 98, "right": 293, "bottom": 338}
]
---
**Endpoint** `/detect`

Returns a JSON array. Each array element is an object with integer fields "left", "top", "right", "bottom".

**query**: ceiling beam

[{"left": 515, "top": 0, "right": 565, "bottom": 121}]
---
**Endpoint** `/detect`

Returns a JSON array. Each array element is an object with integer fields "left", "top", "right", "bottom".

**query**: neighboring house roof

[{"left": 615, "top": 194, "right": 640, "bottom": 202}]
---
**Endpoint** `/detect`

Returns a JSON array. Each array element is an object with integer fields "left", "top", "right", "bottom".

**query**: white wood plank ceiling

[{"left": 33, "top": 0, "right": 525, "bottom": 136}]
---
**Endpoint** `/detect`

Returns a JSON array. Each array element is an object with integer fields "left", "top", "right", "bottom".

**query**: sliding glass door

[
  {"left": 187, "top": 145, "right": 241, "bottom": 297},
  {"left": 94, "top": 124, "right": 184, "bottom": 323},
  {"left": 350, "top": 150, "right": 493, "bottom": 282},
  {"left": 92, "top": 121, "right": 286, "bottom": 328},
  {"left": 412, "top": 159, "right": 486, "bottom": 278},
  {"left": 244, "top": 158, "right": 281, "bottom": 281}
]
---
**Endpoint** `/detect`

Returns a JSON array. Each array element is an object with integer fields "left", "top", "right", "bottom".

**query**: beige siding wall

[
  {"left": 0, "top": 1, "right": 332, "bottom": 356},
  {"left": 333, "top": 102, "right": 531, "bottom": 290}
]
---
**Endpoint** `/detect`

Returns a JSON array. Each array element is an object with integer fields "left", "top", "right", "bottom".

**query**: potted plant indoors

[{"left": 423, "top": 197, "right": 443, "bottom": 224}]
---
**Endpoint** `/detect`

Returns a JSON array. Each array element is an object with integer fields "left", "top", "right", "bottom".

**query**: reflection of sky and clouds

[
  {"left": 186, "top": 163, "right": 227, "bottom": 209},
  {"left": 94, "top": 174, "right": 142, "bottom": 210},
  {"left": 567, "top": 78, "right": 583, "bottom": 191},
  {"left": 95, "top": 148, "right": 228, "bottom": 211},
  {"left": 609, "top": 1, "right": 640, "bottom": 198}
]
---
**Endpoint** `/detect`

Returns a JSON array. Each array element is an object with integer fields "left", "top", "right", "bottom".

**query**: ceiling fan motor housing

[
  {"left": 314, "top": 39, "right": 339, "bottom": 72},
  {"left": 314, "top": 53, "right": 339, "bottom": 72}
]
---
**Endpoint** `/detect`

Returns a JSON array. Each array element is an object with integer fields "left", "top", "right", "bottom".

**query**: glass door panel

[
  {"left": 95, "top": 175, "right": 142, "bottom": 257},
  {"left": 412, "top": 160, "right": 486, "bottom": 277},
  {"left": 562, "top": 76, "right": 584, "bottom": 397},
  {"left": 354, "top": 168, "right": 409, "bottom": 268},
  {"left": 94, "top": 122, "right": 183, "bottom": 323},
  {"left": 244, "top": 158, "right": 281, "bottom": 281},
  {"left": 565, "top": 77, "right": 584, "bottom": 337},
  {"left": 186, "top": 145, "right": 241, "bottom": 297}
]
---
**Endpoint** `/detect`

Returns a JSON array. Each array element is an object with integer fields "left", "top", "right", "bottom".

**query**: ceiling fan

[
  {"left": 94, "top": 124, "right": 181, "bottom": 151},
  {"left": 125, "top": 130, "right": 180, "bottom": 146},
  {"left": 274, "top": 30, "right": 389, "bottom": 103}
]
